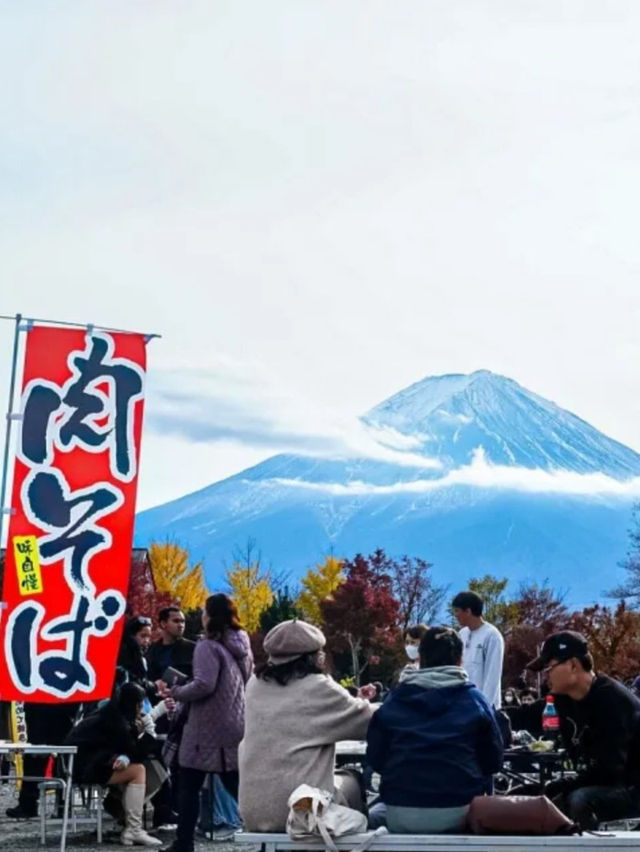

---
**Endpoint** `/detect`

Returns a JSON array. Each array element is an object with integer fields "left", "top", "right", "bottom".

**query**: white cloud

[
  {"left": 264, "top": 448, "right": 640, "bottom": 498},
  {"left": 145, "top": 364, "right": 441, "bottom": 469}
]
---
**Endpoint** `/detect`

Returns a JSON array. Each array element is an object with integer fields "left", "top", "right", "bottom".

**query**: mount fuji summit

[{"left": 135, "top": 371, "right": 640, "bottom": 605}]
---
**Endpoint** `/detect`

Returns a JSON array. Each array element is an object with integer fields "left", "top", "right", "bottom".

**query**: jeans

[{"left": 177, "top": 767, "right": 239, "bottom": 851}]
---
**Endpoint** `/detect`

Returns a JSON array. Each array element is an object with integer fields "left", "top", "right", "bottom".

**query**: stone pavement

[{"left": 0, "top": 779, "right": 256, "bottom": 851}]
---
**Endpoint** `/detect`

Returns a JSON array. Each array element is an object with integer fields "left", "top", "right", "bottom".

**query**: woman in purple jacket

[{"left": 163, "top": 594, "right": 253, "bottom": 852}]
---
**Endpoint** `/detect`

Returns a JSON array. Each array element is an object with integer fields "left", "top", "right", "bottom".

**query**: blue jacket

[{"left": 366, "top": 666, "right": 503, "bottom": 808}]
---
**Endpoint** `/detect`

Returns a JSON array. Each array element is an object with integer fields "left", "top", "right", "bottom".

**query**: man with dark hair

[
  {"left": 146, "top": 606, "right": 195, "bottom": 682},
  {"left": 526, "top": 631, "right": 640, "bottom": 829},
  {"left": 452, "top": 590, "right": 504, "bottom": 709},
  {"left": 366, "top": 626, "right": 503, "bottom": 833}
]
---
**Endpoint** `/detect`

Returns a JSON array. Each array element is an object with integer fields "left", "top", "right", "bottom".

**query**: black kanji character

[{"left": 26, "top": 470, "right": 121, "bottom": 590}]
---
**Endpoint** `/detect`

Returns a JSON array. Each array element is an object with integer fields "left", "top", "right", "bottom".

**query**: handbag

[
  {"left": 467, "top": 795, "right": 580, "bottom": 836},
  {"left": 286, "top": 784, "right": 385, "bottom": 852},
  {"left": 161, "top": 701, "right": 189, "bottom": 769}
]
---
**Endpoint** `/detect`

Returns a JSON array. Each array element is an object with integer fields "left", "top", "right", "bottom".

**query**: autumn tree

[
  {"left": 126, "top": 550, "right": 177, "bottom": 626},
  {"left": 502, "top": 582, "right": 568, "bottom": 686},
  {"left": 225, "top": 539, "right": 273, "bottom": 632},
  {"left": 568, "top": 602, "right": 640, "bottom": 681},
  {"left": 297, "top": 556, "right": 345, "bottom": 624},
  {"left": 368, "top": 550, "right": 446, "bottom": 630},
  {"left": 149, "top": 540, "right": 209, "bottom": 611},
  {"left": 321, "top": 553, "right": 401, "bottom": 684}
]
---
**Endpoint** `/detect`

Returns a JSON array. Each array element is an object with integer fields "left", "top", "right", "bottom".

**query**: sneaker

[
  {"left": 211, "top": 826, "right": 237, "bottom": 842},
  {"left": 154, "top": 823, "right": 178, "bottom": 832},
  {"left": 6, "top": 804, "right": 38, "bottom": 819}
]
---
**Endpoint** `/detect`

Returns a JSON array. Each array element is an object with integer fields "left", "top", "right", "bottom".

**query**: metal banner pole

[{"left": 0, "top": 312, "right": 23, "bottom": 549}]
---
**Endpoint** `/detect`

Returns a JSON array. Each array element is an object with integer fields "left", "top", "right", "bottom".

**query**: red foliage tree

[
  {"left": 503, "top": 582, "right": 568, "bottom": 686},
  {"left": 568, "top": 602, "right": 640, "bottom": 681},
  {"left": 126, "top": 549, "right": 177, "bottom": 632},
  {"left": 320, "top": 553, "right": 401, "bottom": 685}
]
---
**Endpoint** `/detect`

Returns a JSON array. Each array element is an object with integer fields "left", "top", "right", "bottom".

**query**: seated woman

[
  {"left": 366, "top": 626, "right": 503, "bottom": 834},
  {"left": 239, "top": 619, "right": 374, "bottom": 831},
  {"left": 65, "top": 682, "right": 162, "bottom": 847}
]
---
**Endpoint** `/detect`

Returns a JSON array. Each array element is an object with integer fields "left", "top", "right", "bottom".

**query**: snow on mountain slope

[
  {"left": 365, "top": 370, "right": 640, "bottom": 478},
  {"left": 135, "top": 371, "right": 640, "bottom": 605}
]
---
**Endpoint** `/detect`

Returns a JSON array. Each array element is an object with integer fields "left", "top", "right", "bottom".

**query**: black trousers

[
  {"left": 511, "top": 777, "right": 640, "bottom": 830},
  {"left": 176, "top": 767, "right": 238, "bottom": 851}
]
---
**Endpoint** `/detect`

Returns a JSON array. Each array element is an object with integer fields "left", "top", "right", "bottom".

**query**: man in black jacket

[
  {"left": 146, "top": 606, "right": 195, "bottom": 682},
  {"left": 527, "top": 631, "right": 640, "bottom": 829}
]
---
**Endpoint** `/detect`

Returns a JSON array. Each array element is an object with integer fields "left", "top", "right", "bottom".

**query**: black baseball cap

[{"left": 526, "top": 631, "right": 589, "bottom": 672}]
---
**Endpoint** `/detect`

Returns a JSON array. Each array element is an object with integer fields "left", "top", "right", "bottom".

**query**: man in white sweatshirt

[{"left": 452, "top": 590, "right": 504, "bottom": 709}]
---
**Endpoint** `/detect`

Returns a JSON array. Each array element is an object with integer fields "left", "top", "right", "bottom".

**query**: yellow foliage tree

[
  {"left": 297, "top": 555, "right": 345, "bottom": 625},
  {"left": 226, "top": 567, "right": 273, "bottom": 633},
  {"left": 149, "top": 541, "right": 209, "bottom": 611}
]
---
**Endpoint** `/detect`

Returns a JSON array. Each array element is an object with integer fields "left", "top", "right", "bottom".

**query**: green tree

[
  {"left": 259, "top": 588, "right": 303, "bottom": 633},
  {"left": 467, "top": 574, "right": 518, "bottom": 633}
]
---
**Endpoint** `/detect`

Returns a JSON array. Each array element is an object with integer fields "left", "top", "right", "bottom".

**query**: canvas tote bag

[{"left": 286, "top": 784, "right": 385, "bottom": 852}]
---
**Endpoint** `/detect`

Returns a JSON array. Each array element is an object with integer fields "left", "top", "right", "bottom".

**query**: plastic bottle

[{"left": 542, "top": 694, "right": 560, "bottom": 745}]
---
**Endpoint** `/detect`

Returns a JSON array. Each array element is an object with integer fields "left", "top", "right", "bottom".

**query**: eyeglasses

[{"left": 542, "top": 659, "right": 568, "bottom": 674}]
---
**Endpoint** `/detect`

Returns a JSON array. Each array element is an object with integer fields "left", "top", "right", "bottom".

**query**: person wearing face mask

[
  {"left": 502, "top": 688, "right": 521, "bottom": 707},
  {"left": 399, "top": 624, "right": 428, "bottom": 682}
]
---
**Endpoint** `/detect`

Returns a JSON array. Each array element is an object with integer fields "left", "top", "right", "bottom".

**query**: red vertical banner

[{"left": 0, "top": 327, "right": 147, "bottom": 702}]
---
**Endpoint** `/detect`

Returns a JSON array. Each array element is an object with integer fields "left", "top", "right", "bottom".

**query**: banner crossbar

[{"left": 0, "top": 313, "right": 161, "bottom": 340}]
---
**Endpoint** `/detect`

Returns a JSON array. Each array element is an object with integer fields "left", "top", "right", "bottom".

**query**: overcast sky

[{"left": 1, "top": 1, "right": 640, "bottom": 511}]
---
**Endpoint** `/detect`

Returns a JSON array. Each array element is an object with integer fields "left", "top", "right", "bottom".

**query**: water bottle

[{"left": 542, "top": 694, "right": 560, "bottom": 746}]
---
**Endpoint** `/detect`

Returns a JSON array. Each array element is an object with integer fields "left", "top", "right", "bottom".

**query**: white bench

[{"left": 235, "top": 831, "right": 639, "bottom": 852}]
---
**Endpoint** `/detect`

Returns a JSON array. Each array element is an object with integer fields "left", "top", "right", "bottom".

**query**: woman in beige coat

[{"left": 239, "top": 619, "right": 374, "bottom": 831}]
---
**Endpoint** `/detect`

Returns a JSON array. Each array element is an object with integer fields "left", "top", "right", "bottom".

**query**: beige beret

[{"left": 263, "top": 619, "right": 326, "bottom": 664}]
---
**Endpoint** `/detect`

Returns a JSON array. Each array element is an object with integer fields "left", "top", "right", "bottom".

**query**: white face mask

[{"left": 405, "top": 644, "right": 419, "bottom": 661}]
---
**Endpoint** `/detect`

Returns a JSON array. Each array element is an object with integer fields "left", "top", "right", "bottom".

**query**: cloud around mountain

[
  {"left": 267, "top": 447, "right": 640, "bottom": 498},
  {"left": 145, "top": 366, "right": 640, "bottom": 498},
  {"left": 146, "top": 365, "right": 441, "bottom": 469}
]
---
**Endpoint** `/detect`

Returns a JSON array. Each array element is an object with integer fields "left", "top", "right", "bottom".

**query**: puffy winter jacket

[{"left": 366, "top": 666, "right": 503, "bottom": 808}]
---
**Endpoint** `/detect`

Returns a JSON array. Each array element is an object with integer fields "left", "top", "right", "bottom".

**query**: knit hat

[{"left": 263, "top": 619, "right": 326, "bottom": 665}]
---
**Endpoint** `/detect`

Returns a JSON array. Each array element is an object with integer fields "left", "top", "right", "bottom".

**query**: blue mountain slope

[{"left": 135, "top": 371, "right": 640, "bottom": 606}]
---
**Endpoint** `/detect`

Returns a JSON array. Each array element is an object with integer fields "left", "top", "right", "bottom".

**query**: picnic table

[
  {"left": 0, "top": 740, "right": 77, "bottom": 852},
  {"left": 500, "top": 749, "right": 569, "bottom": 793},
  {"left": 336, "top": 741, "right": 570, "bottom": 793}
]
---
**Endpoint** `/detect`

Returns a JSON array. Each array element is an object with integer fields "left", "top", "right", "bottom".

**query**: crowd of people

[{"left": 3, "top": 587, "right": 640, "bottom": 848}]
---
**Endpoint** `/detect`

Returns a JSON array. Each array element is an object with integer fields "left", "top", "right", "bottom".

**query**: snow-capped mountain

[
  {"left": 365, "top": 370, "right": 640, "bottom": 478},
  {"left": 135, "top": 371, "right": 640, "bottom": 605}
]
